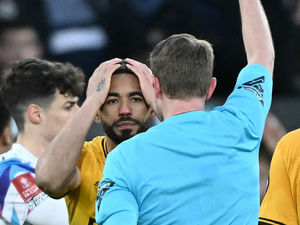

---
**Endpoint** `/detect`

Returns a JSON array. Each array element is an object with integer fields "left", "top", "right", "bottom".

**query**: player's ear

[
  {"left": 150, "top": 108, "right": 156, "bottom": 119},
  {"left": 27, "top": 104, "right": 42, "bottom": 124},
  {"left": 145, "top": 107, "right": 156, "bottom": 120},
  {"left": 205, "top": 77, "right": 217, "bottom": 101},
  {"left": 151, "top": 110, "right": 156, "bottom": 119},
  {"left": 95, "top": 109, "right": 102, "bottom": 124}
]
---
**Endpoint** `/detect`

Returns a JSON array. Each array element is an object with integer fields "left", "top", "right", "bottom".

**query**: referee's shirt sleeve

[
  {"left": 95, "top": 150, "right": 138, "bottom": 225},
  {"left": 224, "top": 64, "right": 273, "bottom": 136}
]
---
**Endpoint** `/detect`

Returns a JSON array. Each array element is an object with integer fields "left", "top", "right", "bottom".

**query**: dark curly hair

[{"left": 1, "top": 58, "right": 86, "bottom": 132}]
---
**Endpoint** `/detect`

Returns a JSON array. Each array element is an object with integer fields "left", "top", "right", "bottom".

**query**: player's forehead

[{"left": 109, "top": 73, "right": 141, "bottom": 94}]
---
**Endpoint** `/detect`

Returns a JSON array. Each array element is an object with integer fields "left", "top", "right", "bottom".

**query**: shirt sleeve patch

[
  {"left": 96, "top": 182, "right": 115, "bottom": 211},
  {"left": 11, "top": 173, "right": 47, "bottom": 211},
  {"left": 237, "top": 76, "right": 265, "bottom": 106}
]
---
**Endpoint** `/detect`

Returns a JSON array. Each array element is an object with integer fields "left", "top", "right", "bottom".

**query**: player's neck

[
  {"left": 161, "top": 97, "right": 206, "bottom": 120},
  {"left": 105, "top": 136, "right": 117, "bottom": 154},
  {"left": 16, "top": 131, "right": 48, "bottom": 159}
]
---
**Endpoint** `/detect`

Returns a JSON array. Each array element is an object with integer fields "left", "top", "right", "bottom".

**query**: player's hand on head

[
  {"left": 86, "top": 58, "right": 122, "bottom": 104},
  {"left": 125, "top": 58, "right": 156, "bottom": 109}
]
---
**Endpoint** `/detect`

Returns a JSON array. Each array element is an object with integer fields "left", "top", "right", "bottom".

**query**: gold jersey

[
  {"left": 65, "top": 136, "right": 107, "bottom": 225},
  {"left": 259, "top": 129, "right": 300, "bottom": 225}
]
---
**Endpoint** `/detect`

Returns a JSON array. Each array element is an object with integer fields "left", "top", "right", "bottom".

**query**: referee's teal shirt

[{"left": 96, "top": 64, "right": 273, "bottom": 225}]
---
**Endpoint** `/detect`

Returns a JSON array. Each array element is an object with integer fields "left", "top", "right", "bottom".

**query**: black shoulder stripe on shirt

[
  {"left": 259, "top": 217, "right": 286, "bottom": 225},
  {"left": 101, "top": 138, "right": 107, "bottom": 158}
]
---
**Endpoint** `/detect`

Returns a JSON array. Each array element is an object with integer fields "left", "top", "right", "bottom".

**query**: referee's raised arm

[{"left": 239, "top": 0, "right": 275, "bottom": 75}]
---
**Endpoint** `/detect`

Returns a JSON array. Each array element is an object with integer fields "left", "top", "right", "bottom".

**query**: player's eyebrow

[
  {"left": 107, "top": 92, "right": 119, "bottom": 97},
  {"left": 107, "top": 92, "right": 143, "bottom": 98},
  {"left": 128, "top": 91, "right": 143, "bottom": 97}
]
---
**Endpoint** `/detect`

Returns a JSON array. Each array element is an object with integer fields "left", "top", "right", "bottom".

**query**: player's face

[
  {"left": 100, "top": 74, "right": 153, "bottom": 144},
  {"left": 42, "top": 91, "right": 79, "bottom": 143}
]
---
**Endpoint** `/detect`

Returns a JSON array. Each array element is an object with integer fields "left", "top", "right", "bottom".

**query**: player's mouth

[{"left": 115, "top": 121, "right": 137, "bottom": 130}]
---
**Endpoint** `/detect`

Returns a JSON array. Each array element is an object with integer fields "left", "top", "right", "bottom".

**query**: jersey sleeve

[
  {"left": 259, "top": 132, "right": 300, "bottom": 225},
  {"left": 95, "top": 150, "right": 138, "bottom": 225},
  {"left": 222, "top": 64, "right": 273, "bottom": 137},
  {"left": 0, "top": 159, "right": 68, "bottom": 225},
  {"left": 0, "top": 160, "right": 37, "bottom": 225}
]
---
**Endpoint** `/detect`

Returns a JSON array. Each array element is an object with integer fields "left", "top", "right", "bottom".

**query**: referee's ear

[
  {"left": 153, "top": 76, "right": 162, "bottom": 99},
  {"left": 205, "top": 77, "right": 217, "bottom": 101}
]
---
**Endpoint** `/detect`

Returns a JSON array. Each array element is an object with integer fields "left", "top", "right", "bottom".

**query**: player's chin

[
  {"left": 124, "top": 127, "right": 144, "bottom": 138},
  {"left": 114, "top": 128, "right": 132, "bottom": 136}
]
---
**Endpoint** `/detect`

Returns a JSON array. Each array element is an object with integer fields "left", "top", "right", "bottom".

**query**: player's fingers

[
  {"left": 105, "top": 58, "right": 122, "bottom": 66},
  {"left": 106, "top": 64, "right": 121, "bottom": 78},
  {"left": 125, "top": 58, "right": 148, "bottom": 69},
  {"left": 127, "top": 64, "right": 153, "bottom": 82},
  {"left": 102, "top": 58, "right": 122, "bottom": 66},
  {"left": 126, "top": 64, "right": 144, "bottom": 79},
  {"left": 125, "top": 58, "right": 139, "bottom": 65},
  {"left": 91, "top": 59, "right": 121, "bottom": 80},
  {"left": 95, "top": 58, "right": 122, "bottom": 73},
  {"left": 126, "top": 59, "right": 152, "bottom": 78}
]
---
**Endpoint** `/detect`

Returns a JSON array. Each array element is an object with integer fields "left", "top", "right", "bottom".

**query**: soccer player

[
  {"left": 0, "top": 58, "right": 85, "bottom": 224},
  {"left": 35, "top": 59, "right": 155, "bottom": 225},
  {"left": 259, "top": 129, "right": 300, "bottom": 224},
  {"left": 95, "top": 0, "right": 274, "bottom": 224}
]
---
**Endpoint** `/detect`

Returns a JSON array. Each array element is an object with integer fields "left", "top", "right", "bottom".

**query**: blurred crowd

[{"left": 0, "top": 0, "right": 300, "bottom": 96}]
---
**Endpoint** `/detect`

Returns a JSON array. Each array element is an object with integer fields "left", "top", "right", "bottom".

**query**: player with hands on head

[{"left": 35, "top": 58, "right": 155, "bottom": 225}]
